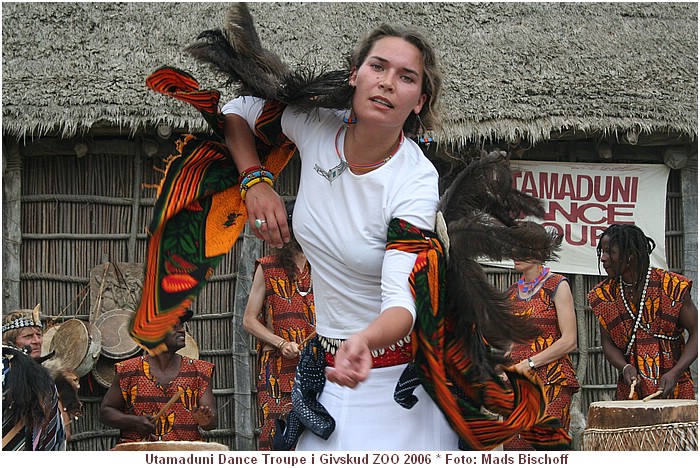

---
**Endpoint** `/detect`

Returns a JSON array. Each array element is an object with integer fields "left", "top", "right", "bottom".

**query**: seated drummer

[{"left": 99, "top": 310, "right": 218, "bottom": 443}]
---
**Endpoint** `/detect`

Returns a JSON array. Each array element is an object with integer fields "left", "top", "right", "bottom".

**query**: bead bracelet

[
  {"left": 240, "top": 174, "right": 274, "bottom": 201},
  {"left": 238, "top": 165, "right": 264, "bottom": 184},
  {"left": 240, "top": 170, "right": 274, "bottom": 189}
]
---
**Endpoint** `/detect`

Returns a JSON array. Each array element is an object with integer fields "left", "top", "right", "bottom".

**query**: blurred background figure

[
  {"left": 2, "top": 343, "right": 66, "bottom": 450},
  {"left": 503, "top": 222, "right": 580, "bottom": 450},
  {"left": 589, "top": 224, "right": 697, "bottom": 400},
  {"left": 243, "top": 199, "right": 315, "bottom": 450},
  {"left": 3, "top": 305, "right": 83, "bottom": 443}
]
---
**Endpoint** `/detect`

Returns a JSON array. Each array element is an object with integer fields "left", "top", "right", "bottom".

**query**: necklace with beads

[
  {"left": 295, "top": 262, "right": 312, "bottom": 297},
  {"left": 518, "top": 268, "right": 549, "bottom": 294},
  {"left": 314, "top": 125, "right": 404, "bottom": 183},
  {"left": 337, "top": 126, "right": 404, "bottom": 170},
  {"left": 621, "top": 266, "right": 651, "bottom": 355}
]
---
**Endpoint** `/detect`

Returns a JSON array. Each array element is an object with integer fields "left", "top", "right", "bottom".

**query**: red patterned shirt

[
  {"left": 114, "top": 355, "right": 214, "bottom": 443},
  {"left": 256, "top": 256, "right": 315, "bottom": 395},
  {"left": 588, "top": 267, "right": 694, "bottom": 399}
]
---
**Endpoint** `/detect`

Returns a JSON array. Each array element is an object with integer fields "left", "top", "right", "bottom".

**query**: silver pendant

[{"left": 315, "top": 160, "right": 348, "bottom": 184}]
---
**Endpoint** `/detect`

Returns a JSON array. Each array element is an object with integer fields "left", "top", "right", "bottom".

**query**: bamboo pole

[
  {"left": 230, "top": 223, "right": 261, "bottom": 450},
  {"left": 3, "top": 141, "right": 22, "bottom": 312}
]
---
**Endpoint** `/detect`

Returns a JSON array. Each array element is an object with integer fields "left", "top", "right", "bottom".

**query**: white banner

[{"left": 483, "top": 161, "right": 670, "bottom": 275}]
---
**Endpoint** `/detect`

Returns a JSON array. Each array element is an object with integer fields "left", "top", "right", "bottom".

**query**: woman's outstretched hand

[{"left": 325, "top": 335, "right": 372, "bottom": 388}]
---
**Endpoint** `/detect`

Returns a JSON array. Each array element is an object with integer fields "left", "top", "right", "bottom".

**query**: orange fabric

[
  {"left": 132, "top": 67, "right": 297, "bottom": 354},
  {"left": 387, "top": 218, "right": 571, "bottom": 451}
]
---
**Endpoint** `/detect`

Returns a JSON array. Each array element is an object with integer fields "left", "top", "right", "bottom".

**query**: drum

[
  {"left": 177, "top": 332, "right": 199, "bottom": 360},
  {"left": 112, "top": 441, "right": 229, "bottom": 451},
  {"left": 75, "top": 321, "right": 102, "bottom": 377},
  {"left": 92, "top": 355, "right": 120, "bottom": 388},
  {"left": 41, "top": 324, "right": 60, "bottom": 358},
  {"left": 583, "top": 399, "right": 698, "bottom": 450},
  {"left": 50, "top": 319, "right": 102, "bottom": 377},
  {"left": 93, "top": 308, "right": 141, "bottom": 359}
]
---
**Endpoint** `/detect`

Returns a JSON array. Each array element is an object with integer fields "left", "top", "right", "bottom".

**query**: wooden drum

[
  {"left": 112, "top": 441, "right": 229, "bottom": 451},
  {"left": 41, "top": 324, "right": 61, "bottom": 358},
  {"left": 92, "top": 355, "right": 120, "bottom": 388},
  {"left": 583, "top": 399, "right": 698, "bottom": 451},
  {"left": 49, "top": 319, "right": 102, "bottom": 377},
  {"left": 93, "top": 308, "right": 141, "bottom": 359}
]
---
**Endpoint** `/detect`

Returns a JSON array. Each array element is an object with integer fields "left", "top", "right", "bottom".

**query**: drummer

[
  {"left": 2, "top": 305, "right": 44, "bottom": 360},
  {"left": 588, "top": 224, "right": 698, "bottom": 400},
  {"left": 99, "top": 309, "right": 218, "bottom": 443}
]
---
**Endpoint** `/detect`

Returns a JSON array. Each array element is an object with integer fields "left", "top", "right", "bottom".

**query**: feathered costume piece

[
  {"left": 135, "top": 2, "right": 570, "bottom": 448},
  {"left": 186, "top": 4, "right": 353, "bottom": 110},
  {"left": 389, "top": 154, "right": 569, "bottom": 450},
  {"left": 438, "top": 151, "right": 562, "bottom": 378}
]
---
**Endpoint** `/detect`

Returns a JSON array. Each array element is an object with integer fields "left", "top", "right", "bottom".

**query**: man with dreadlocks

[{"left": 588, "top": 224, "right": 698, "bottom": 400}]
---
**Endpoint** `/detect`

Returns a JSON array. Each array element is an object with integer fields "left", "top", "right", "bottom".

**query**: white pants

[{"left": 296, "top": 363, "right": 459, "bottom": 451}]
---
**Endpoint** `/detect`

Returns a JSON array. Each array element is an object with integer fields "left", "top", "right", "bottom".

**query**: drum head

[
  {"left": 92, "top": 355, "right": 119, "bottom": 388},
  {"left": 112, "top": 441, "right": 229, "bottom": 451},
  {"left": 177, "top": 332, "right": 199, "bottom": 360},
  {"left": 41, "top": 324, "right": 60, "bottom": 358},
  {"left": 50, "top": 319, "right": 89, "bottom": 371},
  {"left": 587, "top": 399, "right": 698, "bottom": 429},
  {"left": 94, "top": 309, "right": 140, "bottom": 359}
]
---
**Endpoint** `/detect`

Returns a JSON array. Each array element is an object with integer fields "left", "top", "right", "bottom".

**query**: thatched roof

[{"left": 2, "top": 2, "right": 697, "bottom": 146}]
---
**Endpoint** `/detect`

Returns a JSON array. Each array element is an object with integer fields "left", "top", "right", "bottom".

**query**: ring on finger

[{"left": 254, "top": 218, "right": 267, "bottom": 229}]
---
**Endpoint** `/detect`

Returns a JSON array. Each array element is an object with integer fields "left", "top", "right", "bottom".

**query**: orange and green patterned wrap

[
  {"left": 387, "top": 218, "right": 571, "bottom": 450},
  {"left": 132, "top": 67, "right": 296, "bottom": 355}
]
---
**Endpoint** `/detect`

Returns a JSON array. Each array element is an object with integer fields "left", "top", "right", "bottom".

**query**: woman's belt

[{"left": 318, "top": 334, "right": 413, "bottom": 368}]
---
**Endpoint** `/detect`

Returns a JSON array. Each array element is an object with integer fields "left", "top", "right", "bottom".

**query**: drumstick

[
  {"left": 642, "top": 390, "right": 663, "bottom": 402},
  {"left": 151, "top": 388, "right": 184, "bottom": 421},
  {"left": 628, "top": 379, "right": 637, "bottom": 399},
  {"left": 297, "top": 331, "right": 317, "bottom": 349}
]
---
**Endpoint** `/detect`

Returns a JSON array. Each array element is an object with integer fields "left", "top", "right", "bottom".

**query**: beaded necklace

[
  {"left": 517, "top": 267, "right": 550, "bottom": 297},
  {"left": 621, "top": 266, "right": 651, "bottom": 356},
  {"left": 335, "top": 126, "right": 404, "bottom": 170},
  {"left": 295, "top": 262, "right": 312, "bottom": 297}
]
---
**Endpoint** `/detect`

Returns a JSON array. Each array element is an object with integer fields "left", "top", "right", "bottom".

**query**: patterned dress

[
  {"left": 255, "top": 256, "right": 315, "bottom": 451},
  {"left": 114, "top": 355, "right": 214, "bottom": 443},
  {"left": 504, "top": 274, "right": 580, "bottom": 450},
  {"left": 588, "top": 267, "right": 694, "bottom": 400}
]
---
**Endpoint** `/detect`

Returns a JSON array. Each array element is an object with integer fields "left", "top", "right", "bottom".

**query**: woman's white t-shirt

[{"left": 223, "top": 97, "right": 439, "bottom": 339}]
